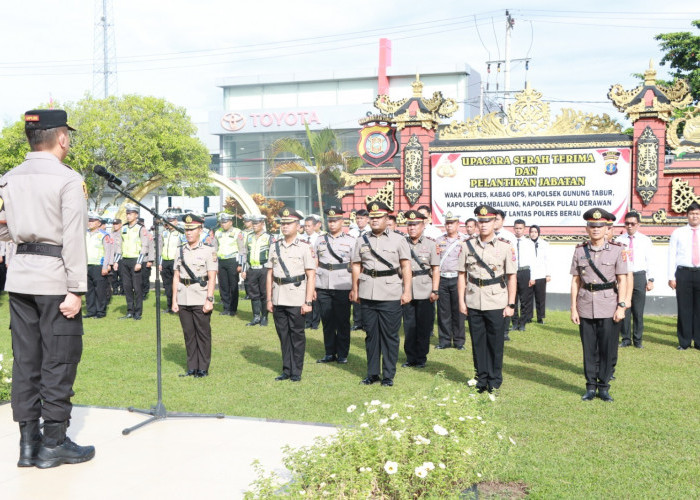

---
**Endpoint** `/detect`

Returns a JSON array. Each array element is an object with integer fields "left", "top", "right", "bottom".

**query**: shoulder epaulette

[
  {"left": 496, "top": 237, "right": 510, "bottom": 244},
  {"left": 298, "top": 238, "right": 310, "bottom": 245},
  {"left": 425, "top": 236, "right": 436, "bottom": 242},
  {"left": 609, "top": 240, "right": 622, "bottom": 246},
  {"left": 203, "top": 242, "right": 214, "bottom": 248},
  {"left": 575, "top": 242, "right": 586, "bottom": 248}
]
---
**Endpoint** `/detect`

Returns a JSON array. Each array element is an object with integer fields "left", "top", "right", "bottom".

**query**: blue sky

[{"left": 1, "top": 0, "right": 698, "bottom": 137}]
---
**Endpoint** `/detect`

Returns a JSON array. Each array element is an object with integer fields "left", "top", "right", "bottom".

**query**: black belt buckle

[{"left": 369, "top": 269, "right": 377, "bottom": 278}]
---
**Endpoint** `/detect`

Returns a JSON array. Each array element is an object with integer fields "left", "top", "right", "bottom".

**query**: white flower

[
  {"left": 3, "top": 377, "right": 10, "bottom": 384},
  {"left": 320, "top": 453, "right": 327, "bottom": 457},
  {"left": 439, "top": 463, "right": 446, "bottom": 469},
  {"left": 0, "top": 354, "right": 3, "bottom": 361},
  {"left": 476, "top": 416, "right": 482, "bottom": 420},
  {"left": 359, "top": 467, "right": 367, "bottom": 472},
  {"left": 466, "top": 448, "right": 473, "bottom": 455},
  {"left": 406, "top": 404, "right": 415, "bottom": 408},
  {"left": 384, "top": 461, "right": 398, "bottom": 475},
  {"left": 488, "top": 393, "right": 496, "bottom": 402},
  {"left": 367, "top": 408, "right": 377, "bottom": 414},
  {"left": 319, "top": 482, "right": 326, "bottom": 488},
  {"left": 370, "top": 400, "right": 381, "bottom": 406},
  {"left": 322, "top": 492, "right": 330, "bottom": 497},
  {"left": 299, "top": 491, "right": 306, "bottom": 496},
  {"left": 364, "top": 402, "right": 369, "bottom": 406},
  {"left": 392, "top": 430, "right": 403, "bottom": 440},
  {"left": 422, "top": 462, "right": 435, "bottom": 471},
  {"left": 497, "top": 433, "right": 503, "bottom": 440},
  {"left": 436, "top": 403, "right": 446, "bottom": 406},
  {"left": 330, "top": 474, "right": 336, "bottom": 478},
  {"left": 414, "top": 466, "right": 428, "bottom": 478},
  {"left": 477, "top": 472, "right": 482, "bottom": 478},
  {"left": 466, "top": 416, "right": 474, "bottom": 420},
  {"left": 360, "top": 423, "right": 369, "bottom": 428},
  {"left": 459, "top": 417, "right": 465, "bottom": 421},
  {"left": 390, "top": 412, "right": 399, "bottom": 420},
  {"left": 406, "top": 416, "right": 411, "bottom": 420},
  {"left": 509, "top": 437, "right": 517, "bottom": 445},
  {"left": 433, "top": 424, "right": 449, "bottom": 436},
  {"left": 379, "top": 418, "right": 388, "bottom": 425},
  {"left": 442, "top": 396, "right": 449, "bottom": 401},
  {"left": 347, "top": 405, "right": 357, "bottom": 413},
  {"left": 413, "top": 435, "right": 431, "bottom": 445},
  {"left": 381, "top": 403, "right": 391, "bottom": 409},
  {"left": 467, "top": 378, "right": 477, "bottom": 386}
]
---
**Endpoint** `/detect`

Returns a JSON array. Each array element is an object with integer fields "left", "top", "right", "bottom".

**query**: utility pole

[{"left": 93, "top": 0, "right": 117, "bottom": 98}]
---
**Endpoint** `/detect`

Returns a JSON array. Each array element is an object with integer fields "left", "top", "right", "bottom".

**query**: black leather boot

[
  {"left": 17, "top": 420, "right": 42, "bottom": 467},
  {"left": 246, "top": 300, "right": 261, "bottom": 326},
  {"left": 260, "top": 311, "right": 268, "bottom": 326},
  {"left": 35, "top": 421, "right": 95, "bottom": 469}
]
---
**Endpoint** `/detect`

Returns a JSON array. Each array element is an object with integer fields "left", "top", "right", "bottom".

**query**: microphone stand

[{"left": 106, "top": 181, "right": 224, "bottom": 435}]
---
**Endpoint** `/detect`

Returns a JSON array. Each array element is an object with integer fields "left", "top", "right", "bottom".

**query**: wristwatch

[
  {"left": 207, "top": 296, "right": 215, "bottom": 303},
  {"left": 617, "top": 302, "right": 626, "bottom": 308},
  {"left": 431, "top": 290, "right": 440, "bottom": 295},
  {"left": 305, "top": 301, "right": 313, "bottom": 306},
  {"left": 507, "top": 303, "right": 516, "bottom": 309},
  {"left": 648, "top": 278, "right": 654, "bottom": 282}
]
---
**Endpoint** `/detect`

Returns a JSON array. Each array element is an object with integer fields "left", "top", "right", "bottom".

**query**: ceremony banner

[{"left": 430, "top": 148, "right": 632, "bottom": 226}]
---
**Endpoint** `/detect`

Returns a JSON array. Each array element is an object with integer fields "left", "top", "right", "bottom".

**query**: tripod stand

[{"left": 104, "top": 180, "right": 224, "bottom": 435}]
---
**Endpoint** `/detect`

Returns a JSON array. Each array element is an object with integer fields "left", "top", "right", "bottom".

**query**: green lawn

[{"left": 0, "top": 292, "right": 698, "bottom": 498}]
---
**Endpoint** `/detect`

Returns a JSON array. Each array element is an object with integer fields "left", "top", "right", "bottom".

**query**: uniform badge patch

[{"left": 81, "top": 181, "right": 88, "bottom": 200}]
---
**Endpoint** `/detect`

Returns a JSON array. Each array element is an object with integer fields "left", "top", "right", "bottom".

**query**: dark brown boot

[{"left": 17, "top": 420, "right": 42, "bottom": 467}]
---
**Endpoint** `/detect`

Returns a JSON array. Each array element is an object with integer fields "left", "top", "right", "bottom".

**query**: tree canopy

[
  {"left": 655, "top": 19, "right": 700, "bottom": 102},
  {"left": 0, "top": 94, "right": 212, "bottom": 210}
]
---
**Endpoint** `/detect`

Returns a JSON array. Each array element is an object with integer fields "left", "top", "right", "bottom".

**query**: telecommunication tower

[{"left": 93, "top": 0, "right": 118, "bottom": 98}]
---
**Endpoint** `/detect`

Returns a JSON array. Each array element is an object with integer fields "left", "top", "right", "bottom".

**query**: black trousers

[
  {"left": 0, "top": 261, "right": 7, "bottom": 291},
  {"left": 513, "top": 269, "right": 533, "bottom": 327},
  {"left": 142, "top": 263, "right": 152, "bottom": 297},
  {"left": 161, "top": 259, "right": 175, "bottom": 310},
  {"left": 437, "top": 277, "right": 466, "bottom": 347},
  {"left": 353, "top": 302, "right": 363, "bottom": 328},
  {"left": 218, "top": 258, "right": 240, "bottom": 314},
  {"left": 246, "top": 268, "right": 267, "bottom": 303},
  {"left": 112, "top": 266, "right": 123, "bottom": 294},
  {"left": 305, "top": 299, "right": 321, "bottom": 328},
  {"left": 178, "top": 305, "right": 212, "bottom": 371},
  {"left": 675, "top": 266, "right": 700, "bottom": 348},
  {"left": 402, "top": 299, "right": 434, "bottom": 364},
  {"left": 120, "top": 258, "right": 143, "bottom": 316},
  {"left": 317, "top": 288, "right": 351, "bottom": 358},
  {"left": 469, "top": 308, "right": 505, "bottom": 390},
  {"left": 622, "top": 271, "right": 647, "bottom": 345},
  {"left": 273, "top": 305, "right": 306, "bottom": 377},
  {"left": 9, "top": 293, "right": 83, "bottom": 422},
  {"left": 86, "top": 265, "right": 108, "bottom": 317},
  {"left": 532, "top": 278, "right": 547, "bottom": 321},
  {"left": 361, "top": 299, "right": 401, "bottom": 381},
  {"left": 579, "top": 317, "right": 617, "bottom": 391}
]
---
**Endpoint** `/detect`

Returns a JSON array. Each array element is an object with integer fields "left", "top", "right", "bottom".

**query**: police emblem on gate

[
  {"left": 603, "top": 150, "right": 621, "bottom": 175},
  {"left": 357, "top": 124, "right": 398, "bottom": 167}
]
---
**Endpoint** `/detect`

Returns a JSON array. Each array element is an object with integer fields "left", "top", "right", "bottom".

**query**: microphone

[{"left": 93, "top": 165, "right": 124, "bottom": 186}]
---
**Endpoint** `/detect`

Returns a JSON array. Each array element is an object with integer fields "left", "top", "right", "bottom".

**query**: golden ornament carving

[
  {"left": 365, "top": 181, "right": 395, "bottom": 211},
  {"left": 671, "top": 177, "right": 700, "bottom": 214},
  {"left": 431, "top": 140, "right": 632, "bottom": 152},
  {"left": 339, "top": 170, "right": 372, "bottom": 187},
  {"left": 403, "top": 135, "right": 423, "bottom": 205},
  {"left": 667, "top": 106, "right": 700, "bottom": 155},
  {"left": 608, "top": 60, "right": 692, "bottom": 122},
  {"left": 440, "top": 85, "right": 622, "bottom": 140},
  {"left": 636, "top": 126, "right": 659, "bottom": 205}
]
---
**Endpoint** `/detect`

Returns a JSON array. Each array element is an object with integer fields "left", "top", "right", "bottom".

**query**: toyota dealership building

[{"left": 209, "top": 64, "right": 481, "bottom": 216}]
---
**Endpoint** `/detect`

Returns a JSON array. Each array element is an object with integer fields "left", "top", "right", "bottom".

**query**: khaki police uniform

[
  {"left": 214, "top": 226, "right": 243, "bottom": 315},
  {"left": 352, "top": 228, "right": 411, "bottom": 383},
  {"left": 242, "top": 230, "right": 272, "bottom": 325},
  {"left": 570, "top": 241, "right": 627, "bottom": 392},
  {"left": 120, "top": 221, "right": 150, "bottom": 319},
  {"left": 174, "top": 241, "right": 218, "bottom": 373},
  {"left": 436, "top": 234, "right": 467, "bottom": 348},
  {"left": 458, "top": 236, "right": 517, "bottom": 391},
  {"left": 110, "top": 224, "right": 123, "bottom": 295},
  {"left": 0, "top": 150, "right": 88, "bottom": 424},
  {"left": 159, "top": 221, "right": 182, "bottom": 311},
  {"left": 85, "top": 227, "right": 113, "bottom": 318},
  {"left": 141, "top": 229, "right": 155, "bottom": 298},
  {"left": 403, "top": 234, "right": 440, "bottom": 366},
  {"left": 267, "top": 237, "right": 315, "bottom": 379},
  {"left": 314, "top": 232, "right": 355, "bottom": 361}
]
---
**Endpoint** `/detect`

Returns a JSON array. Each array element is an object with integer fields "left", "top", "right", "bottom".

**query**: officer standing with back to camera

[
  {"left": 214, "top": 213, "right": 243, "bottom": 316},
  {"left": 266, "top": 208, "right": 316, "bottom": 382},
  {"left": 458, "top": 205, "right": 517, "bottom": 394},
  {"left": 570, "top": 208, "right": 628, "bottom": 402},
  {"left": 350, "top": 201, "right": 412, "bottom": 387},
  {"left": 119, "top": 204, "right": 149, "bottom": 320},
  {"left": 172, "top": 214, "right": 218, "bottom": 378},
  {"left": 0, "top": 109, "right": 94, "bottom": 469},
  {"left": 159, "top": 213, "right": 181, "bottom": 314},
  {"left": 241, "top": 214, "right": 272, "bottom": 326},
  {"left": 314, "top": 206, "right": 355, "bottom": 364},
  {"left": 402, "top": 210, "right": 440, "bottom": 368},
  {"left": 85, "top": 211, "right": 113, "bottom": 319}
]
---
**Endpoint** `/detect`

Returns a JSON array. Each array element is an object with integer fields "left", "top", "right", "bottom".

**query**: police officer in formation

[
  {"left": 141, "top": 220, "right": 155, "bottom": 300},
  {"left": 110, "top": 217, "right": 123, "bottom": 295},
  {"left": 314, "top": 206, "right": 355, "bottom": 364},
  {"left": 0, "top": 108, "right": 94, "bottom": 468},
  {"left": 458, "top": 205, "right": 517, "bottom": 394},
  {"left": 172, "top": 214, "right": 218, "bottom": 378},
  {"left": 85, "top": 211, "right": 113, "bottom": 319},
  {"left": 214, "top": 213, "right": 243, "bottom": 316},
  {"left": 241, "top": 215, "right": 272, "bottom": 326},
  {"left": 435, "top": 212, "right": 467, "bottom": 349},
  {"left": 301, "top": 215, "right": 322, "bottom": 329},
  {"left": 119, "top": 204, "right": 150, "bottom": 320},
  {"left": 266, "top": 208, "right": 316, "bottom": 382},
  {"left": 402, "top": 210, "right": 440, "bottom": 368},
  {"left": 158, "top": 213, "right": 181, "bottom": 313},
  {"left": 570, "top": 208, "right": 628, "bottom": 402},
  {"left": 348, "top": 208, "right": 369, "bottom": 331},
  {"left": 350, "top": 201, "right": 412, "bottom": 387}
]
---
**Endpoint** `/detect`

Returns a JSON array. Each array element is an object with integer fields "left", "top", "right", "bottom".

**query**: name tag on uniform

[{"left": 360, "top": 244, "right": 370, "bottom": 253}]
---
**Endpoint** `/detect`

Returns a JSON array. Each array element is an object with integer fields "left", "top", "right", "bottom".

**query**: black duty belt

[
  {"left": 517, "top": 266, "right": 530, "bottom": 271},
  {"left": 273, "top": 274, "right": 306, "bottom": 285},
  {"left": 16, "top": 243, "right": 63, "bottom": 258},
  {"left": 413, "top": 269, "right": 431, "bottom": 276},
  {"left": 180, "top": 277, "right": 208, "bottom": 286},
  {"left": 362, "top": 268, "right": 398, "bottom": 278},
  {"left": 468, "top": 275, "right": 505, "bottom": 287},
  {"left": 677, "top": 266, "right": 700, "bottom": 272},
  {"left": 582, "top": 281, "right": 615, "bottom": 291},
  {"left": 319, "top": 262, "right": 349, "bottom": 271}
]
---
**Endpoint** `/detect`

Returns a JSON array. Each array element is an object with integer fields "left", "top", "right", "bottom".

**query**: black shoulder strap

[
  {"left": 362, "top": 233, "right": 394, "bottom": 270},
  {"left": 465, "top": 238, "right": 495, "bottom": 279},
  {"left": 180, "top": 244, "right": 207, "bottom": 286},
  {"left": 582, "top": 243, "right": 608, "bottom": 283},
  {"left": 275, "top": 240, "right": 291, "bottom": 279},
  {"left": 406, "top": 236, "right": 429, "bottom": 271},
  {"left": 324, "top": 234, "right": 344, "bottom": 263}
]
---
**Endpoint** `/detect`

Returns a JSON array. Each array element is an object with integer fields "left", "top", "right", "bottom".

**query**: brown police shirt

[
  {"left": 407, "top": 234, "right": 440, "bottom": 300},
  {"left": 458, "top": 236, "right": 517, "bottom": 310},
  {"left": 174, "top": 242, "right": 218, "bottom": 306},
  {"left": 352, "top": 229, "right": 411, "bottom": 301},
  {"left": 314, "top": 232, "right": 355, "bottom": 290},
  {"left": 266, "top": 238, "right": 315, "bottom": 307}
]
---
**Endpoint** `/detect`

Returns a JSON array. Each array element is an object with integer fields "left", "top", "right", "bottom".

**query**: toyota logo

[{"left": 221, "top": 112, "right": 246, "bottom": 132}]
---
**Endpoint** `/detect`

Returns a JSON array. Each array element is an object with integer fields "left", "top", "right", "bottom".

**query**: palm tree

[{"left": 267, "top": 122, "right": 361, "bottom": 227}]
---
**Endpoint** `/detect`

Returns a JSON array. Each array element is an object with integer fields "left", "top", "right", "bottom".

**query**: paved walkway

[{"left": 0, "top": 403, "right": 335, "bottom": 499}]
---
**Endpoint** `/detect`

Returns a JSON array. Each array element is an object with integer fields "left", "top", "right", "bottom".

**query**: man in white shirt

[
  {"left": 418, "top": 205, "right": 444, "bottom": 240},
  {"left": 668, "top": 201, "right": 700, "bottom": 351},
  {"left": 512, "top": 219, "right": 544, "bottom": 332},
  {"left": 349, "top": 209, "right": 369, "bottom": 330},
  {"left": 494, "top": 210, "right": 517, "bottom": 245},
  {"left": 615, "top": 211, "right": 654, "bottom": 348},
  {"left": 462, "top": 218, "right": 477, "bottom": 240}
]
